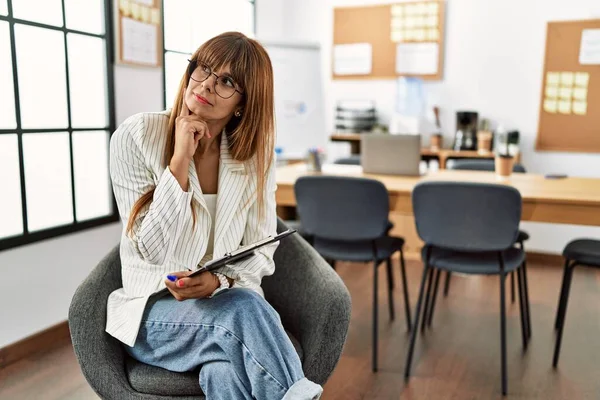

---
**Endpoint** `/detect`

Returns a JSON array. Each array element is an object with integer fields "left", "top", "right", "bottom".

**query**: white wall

[
  {"left": 0, "top": 0, "right": 285, "bottom": 350},
  {"left": 282, "top": 0, "right": 600, "bottom": 253}
]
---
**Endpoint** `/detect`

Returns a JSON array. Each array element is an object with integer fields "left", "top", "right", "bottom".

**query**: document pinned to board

[
  {"left": 121, "top": 17, "right": 158, "bottom": 66},
  {"left": 396, "top": 42, "right": 438, "bottom": 75},
  {"left": 579, "top": 29, "right": 600, "bottom": 65},
  {"left": 333, "top": 43, "right": 372, "bottom": 75}
]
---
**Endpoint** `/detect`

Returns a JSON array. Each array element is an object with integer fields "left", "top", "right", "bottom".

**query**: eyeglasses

[{"left": 187, "top": 60, "right": 243, "bottom": 99}]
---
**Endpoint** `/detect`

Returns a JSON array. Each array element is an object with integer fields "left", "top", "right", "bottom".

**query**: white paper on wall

[
  {"left": 333, "top": 43, "right": 372, "bottom": 75},
  {"left": 122, "top": 17, "right": 157, "bottom": 65},
  {"left": 579, "top": 29, "right": 600, "bottom": 65}
]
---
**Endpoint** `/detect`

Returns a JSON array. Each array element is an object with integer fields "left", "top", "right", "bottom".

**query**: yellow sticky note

[
  {"left": 545, "top": 86, "right": 558, "bottom": 98},
  {"left": 559, "top": 87, "right": 573, "bottom": 100},
  {"left": 575, "top": 72, "right": 590, "bottom": 88},
  {"left": 119, "top": 0, "right": 131, "bottom": 16},
  {"left": 428, "top": 2, "right": 439, "bottom": 14},
  {"left": 405, "top": 4, "right": 416, "bottom": 15},
  {"left": 427, "top": 28, "right": 439, "bottom": 41},
  {"left": 404, "top": 29, "right": 415, "bottom": 40},
  {"left": 573, "top": 87, "right": 587, "bottom": 101},
  {"left": 151, "top": 8, "right": 160, "bottom": 25},
  {"left": 391, "top": 5, "right": 404, "bottom": 17},
  {"left": 415, "top": 3, "right": 427, "bottom": 14},
  {"left": 558, "top": 100, "right": 572, "bottom": 114},
  {"left": 413, "top": 29, "right": 425, "bottom": 41},
  {"left": 544, "top": 99, "right": 558, "bottom": 113},
  {"left": 391, "top": 31, "right": 404, "bottom": 42},
  {"left": 573, "top": 101, "right": 587, "bottom": 115},
  {"left": 391, "top": 17, "right": 404, "bottom": 29},
  {"left": 547, "top": 72, "right": 560, "bottom": 86},
  {"left": 140, "top": 6, "right": 151, "bottom": 23},
  {"left": 560, "top": 72, "right": 574, "bottom": 86},
  {"left": 415, "top": 16, "right": 427, "bottom": 27},
  {"left": 426, "top": 15, "right": 438, "bottom": 28},
  {"left": 405, "top": 17, "right": 417, "bottom": 28},
  {"left": 130, "top": 2, "right": 140, "bottom": 20}
]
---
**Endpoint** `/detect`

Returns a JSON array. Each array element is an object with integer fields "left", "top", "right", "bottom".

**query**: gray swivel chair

[
  {"left": 553, "top": 239, "right": 600, "bottom": 366},
  {"left": 294, "top": 175, "right": 411, "bottom": 372},
  {"left": 68, "top": 219, "right": 352, "bottom": 399},
  {"left": 445, "top": 158, "right": 530, "bottom": 307},
  {"left": 405, "top": 181, "right": 530, "bottom": 396}
]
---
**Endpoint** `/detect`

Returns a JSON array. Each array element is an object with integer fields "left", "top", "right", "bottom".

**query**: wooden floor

[{"left": 1, "top": 258, "right": 599, "bottom": 399}]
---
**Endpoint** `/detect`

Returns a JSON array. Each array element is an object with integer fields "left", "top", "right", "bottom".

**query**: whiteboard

[{"left": 263, "top": 42, "right": 326, "bottom": 159}]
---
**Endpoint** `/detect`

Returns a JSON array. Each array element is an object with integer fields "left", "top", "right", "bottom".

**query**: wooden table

[
  {"left": 330, "top": 133, "right": 520, "bottom": 168},
  {"left": 276, "top": 163, "right": 600, "bottom": 256}
]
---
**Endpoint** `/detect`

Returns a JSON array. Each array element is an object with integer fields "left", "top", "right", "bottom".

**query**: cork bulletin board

[
  {"left": 536, "top": 19, "right": 600, "bottom": 153},
  {"left": 332, "top": 1, "right": 445, "bottom": 80},
  {"left": 116, "top": 0, "right": 163, "bottom": 67}
]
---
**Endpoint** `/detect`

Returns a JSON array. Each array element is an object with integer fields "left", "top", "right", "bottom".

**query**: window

[
  {"left": 0, "top": 0, "right": 116, "bottom": 251},
  {"left": 162, "top": 0, "right": 255, "bottom": 108}
]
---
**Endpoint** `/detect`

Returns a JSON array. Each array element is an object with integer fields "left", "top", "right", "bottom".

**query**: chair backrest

[
  {"left": 449, "top": 159, "right": 526, "bottom": 173},
  {"left": 295, "top": 175, "right": 389, "bottom": 241},
  {"left": 412, "top": 181, "right": 522, "bottom": 252}
]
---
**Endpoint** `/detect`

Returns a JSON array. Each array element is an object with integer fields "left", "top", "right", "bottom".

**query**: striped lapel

[
  {"left": 214, "top": 132, "right": 247, "bottom": 258},
  {"left": 188, "top": 158, "right": 208, "bottom": 212}
]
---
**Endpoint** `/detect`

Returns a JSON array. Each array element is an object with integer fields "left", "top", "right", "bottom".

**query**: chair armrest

[{"left": 263, "top": 219, "right": 352, "bottom": 385}]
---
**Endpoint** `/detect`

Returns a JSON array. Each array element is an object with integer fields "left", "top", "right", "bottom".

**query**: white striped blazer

[{"left": 105, "top": 110, "right": 278, "bottom": 347}]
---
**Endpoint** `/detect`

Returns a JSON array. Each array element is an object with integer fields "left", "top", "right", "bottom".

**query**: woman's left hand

[{"left": 165, "top": 270, "right": 219, "bottom": 301}]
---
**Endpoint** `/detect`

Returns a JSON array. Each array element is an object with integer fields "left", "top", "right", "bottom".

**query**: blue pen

[{"left": 166, "top": 274, "right": 177, "bottom": 282}]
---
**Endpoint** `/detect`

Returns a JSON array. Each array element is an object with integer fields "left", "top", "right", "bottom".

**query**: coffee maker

[{"left": 453, "top": 111, "right": 478, "bottom": 151}]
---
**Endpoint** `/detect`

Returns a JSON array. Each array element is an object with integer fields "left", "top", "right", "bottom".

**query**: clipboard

[{"left": 187, "top": 228, "right": 297, "bottom": 277}]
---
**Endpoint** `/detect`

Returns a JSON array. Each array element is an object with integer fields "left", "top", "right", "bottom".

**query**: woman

[{"left": 106, "top": 32, "right": 322, "bottom": 399}]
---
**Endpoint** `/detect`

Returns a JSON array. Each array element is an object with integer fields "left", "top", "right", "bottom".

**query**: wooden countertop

[{"left": 275, "top": 164, "right": 600, "bottom": 226}]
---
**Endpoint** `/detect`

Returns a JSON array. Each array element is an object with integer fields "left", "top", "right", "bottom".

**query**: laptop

[{"left": 361, "top": 134, "right": 422, "bottom": 176}]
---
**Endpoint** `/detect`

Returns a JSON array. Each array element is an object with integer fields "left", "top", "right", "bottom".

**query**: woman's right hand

[{"left": 172, "top": 89, "right": 211, "bottom": 163}]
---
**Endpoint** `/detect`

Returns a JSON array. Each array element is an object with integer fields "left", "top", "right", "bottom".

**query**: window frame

[
  {"left": 0, "top": 0, "right": 118, "bottom": 252},
  {"left": 161, "top": 0, "right": 257, "bottom": 109}
]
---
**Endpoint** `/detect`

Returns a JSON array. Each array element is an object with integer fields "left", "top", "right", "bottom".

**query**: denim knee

[{"left": 217, "top": 289, "right": 282, "bottom": 326}]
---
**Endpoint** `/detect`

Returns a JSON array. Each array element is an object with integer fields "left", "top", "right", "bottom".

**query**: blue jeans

[{"left": 126, "top": 288, "right": 323, "bottom": 399}]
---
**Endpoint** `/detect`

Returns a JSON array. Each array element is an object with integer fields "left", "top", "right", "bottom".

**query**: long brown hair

[{"left": 126, "top": 32, "right": 275, "bottom": 236}]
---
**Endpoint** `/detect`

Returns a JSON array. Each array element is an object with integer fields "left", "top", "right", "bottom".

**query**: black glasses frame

[{"left": 187, "top": 59, "right": 243, "bottom": 99}]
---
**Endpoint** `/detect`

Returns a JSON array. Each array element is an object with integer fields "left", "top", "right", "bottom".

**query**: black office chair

[
  {"left": 294, "top": 175, "right": 411, "bottom": 372},
  {"left": 553, "top": 239, "right": 600, "bottom": 367},
  {"left": 288, "top": 156, "right": 395, "bottom": 268},
  {"left": 405, "top": 181, "right": 530, "bottom": 396},
  {"left": 445, "top": 158, "right": 530, "bottom": 307}
]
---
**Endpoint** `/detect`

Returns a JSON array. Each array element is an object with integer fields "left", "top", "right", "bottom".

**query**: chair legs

[
  {"left": 499, "top": 271, "right": 508, "bottom": 396},
  {"left": 554, "top": 259, "right": 571, "bottom": 331},
  {"left": 522, "top": 260, "right": 532, "bottom": 338},
  {"left": 443, "top": 270, "right": 451, "bottom": 297},
  {"left": 405, "top": 251, "right": 431, "bottom": 379},
  {"left": 373, "top": 260, "right": 379, "bottom": 372},
  {"left": 516, "top": 264, "right": 529, "bottom": 350},
  {"left": 407, "top": 251, "right": 514, "bottom": 395},
  {"left": 386, "top": 258, "right": 395, "bottom": 290},
  {"left": 421, "top": 267, "right": 436, "bottom": 333},
  {"left": 553, "top": 261, "right": 575, "bottom": 368},
  {"left": 386, "top": 258, "right": 395, "bottom": 321},
  {"left": 510, "top": 271, "right": 516, "bottom": 303},
  {"left": 427, "top": 269, "right": 442, "bottom": 327},
  {"left": 399, "top": 250, "right": 412, "bottom": 331}
]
